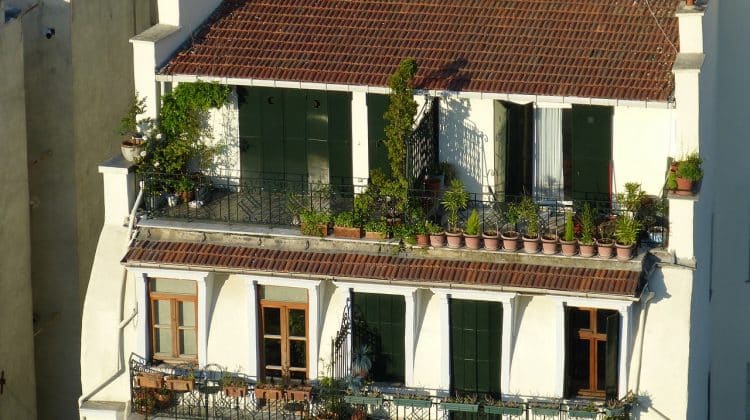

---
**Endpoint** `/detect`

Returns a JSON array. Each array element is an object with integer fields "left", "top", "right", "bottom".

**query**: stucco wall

[
  {"left": 0, "top": 15, "right": 37, "bottom": 420},
  {"left": 206, "top": 89, "right": 241, "bottom": 179}
]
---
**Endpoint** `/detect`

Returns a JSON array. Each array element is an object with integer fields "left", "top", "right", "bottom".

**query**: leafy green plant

[
  {"left": 464, "top": 209, "right": 480, "bottom": 236},
  {"left": 666, "top": 172, "right": 677, "bottom": 190},
  {"left": 118, "top": 94, "right": 153, "bottom": 138},
  {"left": 364, "top": 218, "right": 387, "bottom": 234},
  {"left": 426, "top": 221, "right": 444, "bottom": 235},
  {"left": 617, "top": 182, "right": 645, "bottom": 213},
  {"left": 517, "top": 196, "right": 540, "bottom": 238},
  {"left": 300, "top": 209, "right": 330, "bottom": 236},
  {"left": 676, "top": 152, "right": 703, "bottom": 181},
  {"left": 442, "top": 179, "right": 469, "bottom": 233},
  {"left": 614, "top": 214, "right": 642, "bottom": 246},
  {"left": 353, "top": 189, "right": 377, "bottom": 224},
  {"left": 563, "top": 211, "right": 575, "bottom": 242},
  {"left": 334, "top": 211, "right": 359, "bottom": 228},
  {"left": 393, "top": 223, "right": 418, "bottom": 245},
  {"left": 579, "top": 202, "right": 596, "bottom": 245}
]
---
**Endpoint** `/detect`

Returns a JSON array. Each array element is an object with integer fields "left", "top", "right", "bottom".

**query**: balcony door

[{"left": 259, "top": 286, "right": 308, "bottom": 382}]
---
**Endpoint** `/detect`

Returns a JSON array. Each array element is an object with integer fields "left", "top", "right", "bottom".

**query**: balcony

[
  {"left": 135, "top": 171, "right": 668, "bottom": 259},
  {"left": 129, "top": 356, "right": 635, "bottom": 419}
]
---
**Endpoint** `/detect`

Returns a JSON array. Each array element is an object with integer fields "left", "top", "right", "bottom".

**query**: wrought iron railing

[
  {"left": 129, "top": 355, "right": 634, "bottom": 419},
  {"left": 135, "top": 172, "right": 668, "bottom": 248}
]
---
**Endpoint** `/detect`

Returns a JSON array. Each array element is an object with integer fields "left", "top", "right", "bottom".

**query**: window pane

[
  {"left": 263, "top": 307, "right": 281, "bottom": 335},
  {"left": 155, "top": 327, "right": 172, "bottom": 355},
  {"left": 153, "top": 300, "right": 171, "bottom": 326},
  {"left": 288, "top": 309, "right": 306, "bottom": 337},
  {"left": 180, "top": 329, "right": 197, "bottom": 356},
  {"left": 569, "top": 338, "right": 590, "bottom": 394},
  {"left": 597, "top": 309, "right": 616, "bottom": 334},
  {"left": 260, "top": 286, "right": 307, "bottom": 303},
  {"left": 571, "top": 308, "right": 590, "bottom": 330},
  {"left": 179, "top": 301, "right": 195, "bottom": 327},
  {"left": 289, "top": 340, "right": 307, "bottom": 369},
  {"left": 264, "top": 338, "right": 282, "bottom": 366},
  {"left": 151, "top": 278, "right": 195, "bottom": 294}
]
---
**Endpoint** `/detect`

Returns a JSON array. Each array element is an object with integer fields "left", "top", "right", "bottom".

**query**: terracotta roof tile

[
  {"left": 123, "top": 240, "right": 643, "bottom": 297},
  {"left": 160, "top": 0, "right": 679, "bottom": 102}
]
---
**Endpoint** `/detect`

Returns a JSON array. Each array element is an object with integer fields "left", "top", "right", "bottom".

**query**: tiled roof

[
  {"left": 161, "top": 0, "right": 679, "bottom": 102},
  {"left": 123, "top": 240, "right": 643, "bottom": 297}
]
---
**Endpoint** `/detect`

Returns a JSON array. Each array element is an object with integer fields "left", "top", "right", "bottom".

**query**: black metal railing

[
  {"left": 135, "top": 172, "right": 668, "bottom": 248},
  {"left": 129, "top": 355, "right": 634, "bottom": 419}
]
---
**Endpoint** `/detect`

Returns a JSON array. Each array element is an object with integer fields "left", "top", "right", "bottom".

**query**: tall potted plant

[
  {"left": 463, "top": 209, "right": 482, "bottom": 249},
  {"left": 578, "top": 202, "right": 596, "bottom": 257},
  {"left": 482, "top": 210, "right": 500, "bottom": 251},
  {"left": 560, "top": 211, "right": 577, "bottom": 256},
  {"left": 597, "top": 217, "right": 616, "bottom": 259},
  {"left": 518, "top": 196, "right": 540, "bottom": 253},
  {"left": 501, "top": 202, "right": 520, "bottom": 252},
  {"left": 614, "top": 214, "right": 642, "bottom": 261},
  {"left": 442, "top": 179, "right": 469, "bottom": 248},
  {"left": 118, "top": 95, "right": 152, "bottom": 162}
]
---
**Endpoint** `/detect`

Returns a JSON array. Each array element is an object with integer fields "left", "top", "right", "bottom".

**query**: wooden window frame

[
  {"left": 566, "top": 307, "right": 618, "bottom": 399},
  {"left": 259, "top": 298, "right": 309, "bottom": 381},
  {"left": 148, "top": 280, "right": 198, "bottom": 363}
]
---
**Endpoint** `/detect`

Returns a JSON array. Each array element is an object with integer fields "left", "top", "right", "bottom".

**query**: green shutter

[
  {"left": 327, "top": 91, "right": 352, "bottom": 183},
  {"left": 449, "top": 299, "right": 502, "bottom": 395},
  {"left": 367, "top": 93, "right": 390, "bottom": 175},
  {"left": 352, "top": 293, "right": 405, "bottom": 383},
  {"left": 605, "top": 313, "right": 620, "bottom": 400},
  {"left": 571, "top": 105, "right": 613, "bottom": 201},
  {"left": 283, "top": 89, "right": 308, "bottom": 177}
]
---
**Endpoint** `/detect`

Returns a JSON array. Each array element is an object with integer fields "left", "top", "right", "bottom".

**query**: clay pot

[
  {"left": 522, "top": 235, "right": 540, "bottom": 254},
  {"left": 560, "top": 239, "right": 577, "bottom": 256},
  {"left": 446, "top": 231, "right": 463, "bottom": 249},
  {"left": 502, "top": 231, "right": 520, "bottom": 252}
]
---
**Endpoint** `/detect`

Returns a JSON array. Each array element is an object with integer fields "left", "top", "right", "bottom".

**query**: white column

[
  {"left": 247, "top": 280, "right": 259, "bottom": 378},
  {"left": 308, "top": 282, "right": 321, "bottom": 379},
  {"left": 438, "top": 292, "right": 451, "bottom": 392},
  {"left": 351, "top": 91, "right": 369, "bottom": 188},
  {"left": 500, "top": 298, "right": 515, "bottom": 393},
  {"left": 553, "top": 300, "right": 566, "bottom": 397},
  {"left": 196, "top": 273, "right": 212, "bottom": 368},
  {"left": 618, "top": 306, "right": 632, "bottom": 398},
  {"left": 135, "top": 273, "right": 149, "bottom": 359},
  {"left": 404, "top": 290, "right": 417, "bottom": 386},
  {"left": 99, "top": 158, "right": 136, "bottom": 226}
]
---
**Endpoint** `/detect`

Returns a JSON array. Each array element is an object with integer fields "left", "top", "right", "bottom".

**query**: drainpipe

[{"left": 78, "top": 183, "right": 144, "bottom": 410}]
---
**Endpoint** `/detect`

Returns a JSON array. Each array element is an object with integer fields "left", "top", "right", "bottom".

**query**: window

[
  {"left": 352, "top": 293, "right": 405, "bottom": 384},
  {"left": 259, "top": 285, "right": 308, "bottom": 381},
  {"left": 565, "top": 307, "right": 620, "bottom": 399},
  {"left": 450, "top": 299, "right": 502, "bottom": 396},
  {"left": 149, "top": 278, "right": 197, "bottom": 362}
]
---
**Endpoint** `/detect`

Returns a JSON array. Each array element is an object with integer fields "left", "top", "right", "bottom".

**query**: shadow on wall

[
  {"left": 208, "top": 89, "right": 240, "bottom": 180},
  {"left": 439, "top": 96, "right": 488, "bottom": 194}
]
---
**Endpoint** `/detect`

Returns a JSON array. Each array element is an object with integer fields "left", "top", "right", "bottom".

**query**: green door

[
  {"left": 238, "top": 86, "right": 263, "bottom": 179},
  {"left": 327, "top": 91, "right": 353, "bottom": 185},
  {"left": 571, "top": 105, "right": 612, "bottom": 201},
  {"left": 352, "top": 293, "right": 405, "bottom": 383},
  {"left": 367, "top": 93, "right": 391, "bottom": 175},
  {"left": 450, "top": 299, "right": 502, "bottom": 395}
]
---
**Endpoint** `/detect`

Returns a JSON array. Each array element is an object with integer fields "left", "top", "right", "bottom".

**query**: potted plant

[
  {"left": 393, "top": 393, "right": 433, "bottom": 408},
  {"left": 530, "top": 399, "right": 561, "bottom": 416},
  {"left": 614, "top": 214, "right": 642, "bottom": 261},
  {"left": 364, "top": 218, "right": 388, "bottom": 240},
  {"left": 518, "top": 196, "right": 540, "bottom": 253},
  {"left": 426, "top": 221, "right": 446, "bottom": 248},
  {"left": 286, "top": 382, "right": 313, "bottom": 401},
  {"left": 675, "top": 152, "right": 703, "bottom": 195},
  {"left": 568, "top": 401, "right": 599, "bottom": 418},
  {"left": 442, "top": 179, "right": 469, "bottom": 249},
  {"left": 483, "top": 397, "right": 525, "bottom": 416},
  {"left": 463, "top": 209, "right": 482, "bottom": 250},
  {"left": 133, "top": 389, "right": 157, "bottom": 414},
  {"left": 501, "top": 202, "right": 521, "bottom": 252},
  {"left": 597, "top": 217, "right": 617, "bottom": 259},
  {"left": 118, "top": 95, "right": 152, "bottom": 163},
  {"left": 541, "top": 228, "right": 559, "bottom": 255},
  {"left": 134, "top": 371, "right": 165, "bottom": 389},
  {"left": 560, "top": 211, "right": 577, "bottom": 256},
  {"left": 153, "top": 387, "right": 173, "bottom": 408},
  {"left": 482, "top": 225, "right": 500, "bottom": 251},
  {"left": 300, "top": 209, "right": 330, "bottom": 237},
  {"left": 578, "top": 202, "right": 596, "bottom": 257},
  {"left": 254, "top": 379, "right": 284, "bottom": 400},
  {"left": 440, "top": 394, "right": 479, "bottom": 413},
  {"left": 220, "top": 373, "right": 247, "bottom": 398},
  {"left": 408, "top": 207, "right": 430, "bottom": 247},
  {"left": 165, "top": 370, "right": 195, "bottom": 392},
  {"left": 334, "top": 211, "right": 363, "bottom": 239}
]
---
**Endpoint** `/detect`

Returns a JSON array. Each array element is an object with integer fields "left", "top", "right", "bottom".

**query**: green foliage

[
  {"left": 118, "top": 94, "right": 152, "bottom": 137},
  {"left": 364, "top": 218, "right": 387, "bottom": 233},
  {"left": 579, "top": 202, "right": 596, "bottom": 245},
  {"left": 614, "top": 214, "right": 642, "bottom": 246},
  {"left": 517, "top": 196, "right": 540, "bottom": 238},
  {"left": 442, "top": 179, "right": 469, "bottom": 232},
  {"left": 464, "top": 209, "right": 480, "bottom": 235},
  {"left": 666, "top": 172, "right": 677, "bottom": 190},
  {"left": 617, "top": 182, "right": 645, "bottom": 213},
  {"left": 426, "top": 221, "right": 444, "bottom": 235},
  {"left": 300, "top": 209, "right": 330, "bottom": 236},
  {"left": 504, "top": 201, "right": 520, "bottom": 231},
  {"left": 564, "top": 211, "right": 575, "bottom": 242},
  {"left": 353, "top": 189, "right": 376, "bottom": 223},
  {"left": 676, "top": 152, "right": 703, "bottom": 181},
  {"left": 333, "top": 211, "right": 359, "bottom": 228},
  {"left": 393, "top": 223, "right": 418, "bottom": 245},
  {"left": 381, "top": 58, "right": 418, "bottom": 214}
]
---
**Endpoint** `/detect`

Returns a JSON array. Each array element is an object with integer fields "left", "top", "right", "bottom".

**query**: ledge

[
  {"left": 130, "top": 23, "right": 180, "bottom": 43},
  {"left": 98, "top": 154, "right": 135, "bottom": 174}
]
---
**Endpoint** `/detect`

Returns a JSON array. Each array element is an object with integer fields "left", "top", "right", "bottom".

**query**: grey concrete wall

[
  {"left": 0, "top": 15, "right": 38, "bottom": 420},
  {"left": 707, "top": 0, "right": 750, "bottom": 418}
]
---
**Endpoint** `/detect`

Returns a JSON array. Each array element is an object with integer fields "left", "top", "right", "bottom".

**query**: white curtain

[{"left": 533, "top": 108, "right": 564, "bottom": 201}]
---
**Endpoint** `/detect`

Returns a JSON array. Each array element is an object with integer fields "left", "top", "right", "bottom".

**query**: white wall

[{"left": 206, "top": 88, "right": 241, "bottom": 179}]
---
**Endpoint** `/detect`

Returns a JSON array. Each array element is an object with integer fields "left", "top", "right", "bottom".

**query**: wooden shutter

[{"left": 605, "top": 312, "right": 621, "bottom": 400}]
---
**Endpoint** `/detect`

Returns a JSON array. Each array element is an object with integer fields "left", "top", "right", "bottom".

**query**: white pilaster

[
  {"left": 404, "top": 290, "right": 417, "bottom": 386},
  {"left": 308, "top": 282, "right": 321, "bottom": 379},
  {"left": 196, "top": 273, "right": 212, "bottom": 367},
  {"left": 351, "top": 91, "right": 369, "bottom": 187},
  {"left": 438, "top": 291, "right": 452, "bottom": 391},
  {"left": 135, "top": 272, "right": 149, "bottom": 359},
  {"left": 618, "top": 306, "right": 632, "bottom": 398},
  {"left": 500, "top": 298, "right": 515, "bottom": 393},
  {"left": 246, "top": 280, "right": 259, "bottom": 378},
  {"left": 99, "top": 157, "right": 136, "bottom": 226}
]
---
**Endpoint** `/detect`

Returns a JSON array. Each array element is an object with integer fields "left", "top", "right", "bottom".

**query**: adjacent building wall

[{"left": 0, "top": 13, "right": 37, "bottom": 420}]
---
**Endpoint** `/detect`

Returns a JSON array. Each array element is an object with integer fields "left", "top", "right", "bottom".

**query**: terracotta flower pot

[
  {"left": 596, "top": 239, "right": 615, "bottom": 259},
  {"left": 446, "top": 230, "right": 463, "bottom": 249},
  {"left": 675, "top": 177, "right": 694, "bottom": 196},
  {"left": 464, "top": 233, "right": 481, "bottom": 250},
  {"left": 429, "top": 232, "right": 446, "bottom": 247},
  {"left": 523, "top": 235, "right": 540, "bottom": 253},
  {"left": 560, "top": 239, "right": 577, "bottom": 256},
  {"left": 502, "top": 231, "right": 520, "bottom": 252},
  {"left": 223, "top": 385, "right": 248, "bottom": 398},
  {"left": 165, "top": 377, "right": 194, "bottom": 392},
  {"left": 416, "top": 234, "right": 429, "bottom": 247},
  {"left": 615, "top": 243, "right": 635, "bottom": 261},
  {"left": 333, "top": 226, "right": 362, "bottom": 239},
  {"left": 364, "top": 231, "right": 387, "bottom": 240},
  {"left": 135, "top": 373, "right": 165, "bottom": 389},
  {"left": 482, "top": 232, "right": 500, "bottom": 251},
  {"left": 541, "top": 234, "right": 558, "bottom": 255},
  {"left": 578, "top": 241, "right": 596, "bottom": 258}
]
